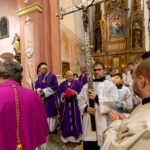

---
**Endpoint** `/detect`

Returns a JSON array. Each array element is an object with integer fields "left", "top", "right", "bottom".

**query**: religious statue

[
  {"left": 133, "top": 22, "right": 142, "bottom": 48},
  {"left": 111, "top": 14, "right": 123, "bottom": 37},
  {"left": 12, "top": 33, "right": 21, "bottom": 62},
  {"left": 76, "top": 0, "right": 94, "bottom": 31}
]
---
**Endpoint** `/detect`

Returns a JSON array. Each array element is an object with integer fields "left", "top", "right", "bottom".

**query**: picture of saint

[
  {"left": 0, "top": 18, "right": 8, "bottom": 36},
  {"left": 0, "top": 17, "right": 9, "bottom": 39},
  {"left": 133, "top": 22, "right": 142, "bottom": 48},
  {"left": 110, "top": 14, "right": 123, "bottom": 37}
]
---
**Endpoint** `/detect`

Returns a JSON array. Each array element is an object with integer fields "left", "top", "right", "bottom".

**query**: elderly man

[
  {"left": 0, "top": 61, "right": 48, "bottom": 150},
  {"left": 78, "top": 62, "right": 119, "bottom": 150},
  {"left": 35, "top": 63, "right": 58, "bottom": 133},
  {"left": 101, "top": 58, "right": 150, "bottom": 150},
  {"left": 79, "top": 65, "right": 87, "bottom": 86},
  {"left": 57, "top": 71, "right": 82, "bottom": 143}
]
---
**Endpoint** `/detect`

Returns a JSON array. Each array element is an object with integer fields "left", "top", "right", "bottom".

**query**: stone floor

[{"left": 44, "top": 131, "right": 83, "bottom": 150}]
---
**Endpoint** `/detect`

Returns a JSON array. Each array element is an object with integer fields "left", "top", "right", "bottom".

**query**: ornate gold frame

[{"left": 130, "top": 0, "right": 145, "bottom": 51}]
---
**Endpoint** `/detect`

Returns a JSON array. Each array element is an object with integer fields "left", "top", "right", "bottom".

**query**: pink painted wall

[
  {"left": 0, "top": 0, "right": 20, "bottom": 55},
  {"left": 48, "top": 0, "right": 61, "bottom": 75}
]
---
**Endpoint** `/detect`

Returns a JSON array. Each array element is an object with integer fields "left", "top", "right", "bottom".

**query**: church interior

[
  {"left": 0, "top": 0, "right": 150, "bottom": 150},
  {"left": 0, "top": 0, "right": 149, "bottom": 88}
]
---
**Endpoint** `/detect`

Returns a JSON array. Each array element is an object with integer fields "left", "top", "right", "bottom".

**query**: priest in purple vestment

[
  {"left": 0, "top": 61, "right": 49, "bottom": 150},
  {"left": 35, "top": 63, "right": 59, "bottom": 133},
  {"left": 79, "top": 65, "right": 87, "bottom": 86},
  {"left": 57, "top": 71, "right": 83, "bottom": 143}
]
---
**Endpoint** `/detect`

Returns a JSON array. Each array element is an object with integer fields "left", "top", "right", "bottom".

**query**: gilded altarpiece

[
  {"left": 130, "top": 0, "right": 145, "bottom": 52},
  {"left": 93, "top": 0, "right": 145, "bottom": 72}
]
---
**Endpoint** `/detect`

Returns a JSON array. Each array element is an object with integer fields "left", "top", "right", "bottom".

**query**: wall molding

[{"left": 17, "top": 3, "right": 42, "bottom": 17}]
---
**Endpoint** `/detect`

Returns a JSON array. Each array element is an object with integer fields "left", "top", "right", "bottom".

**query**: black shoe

[
  {"left": 48, "top": 130, "right": 51, "bottom": 134},
  {"left": 49, "top": 128, "right": 58, "bottom": 134},
  {"left": 53, "top": 128, "right": 58, "bottom": 134},
  {"left": 78, "top": 140, "right": 82, "bottom": 145}
]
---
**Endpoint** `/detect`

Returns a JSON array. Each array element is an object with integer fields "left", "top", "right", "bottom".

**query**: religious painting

[
  {"left": 62, "top": 62, "right": 70, "bottom": 77},
  {"left": 0, "top": 17, "right": 9, "bottom": 39},
  {"left": 106, "top": 9, "right": 126, "bottom": 41},
  {"left": 132, "top": 20, "right": 142, "bottom": 48},
  {"left": 113, "top": 57, "right": 119, "bottom": 69},
  {"left": 110, "top": 13, "right": 123, "bottom": 37}
]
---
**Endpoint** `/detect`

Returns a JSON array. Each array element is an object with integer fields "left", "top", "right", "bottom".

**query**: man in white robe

[
  {"left": 106, "top": 68, "right": 116, "bottom": 82},
  {"left": 122, "top": 67, "right": 129, "bottom": 84},
  {"left": 101, "top": 58, "right": 150, "bottom": 150},
  {"left": 78, "top": 62, "right": 119, "bottom": 150},
  {"left": 124, "top": 62, "right": 135, "bottom": 91}
]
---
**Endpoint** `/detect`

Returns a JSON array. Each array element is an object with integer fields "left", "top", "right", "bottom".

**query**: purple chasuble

[
  {"left": 35, "top": 72, "right": 58, "bottom": 117},
  {"left": 0, "top": 80, "right": 49, "bottom": 150},
  {"left": 79, "top": 73, "right": 87, "bottom": 86},
  {"left": 57, "top": 80, "right": 82, "bottom": 139}
]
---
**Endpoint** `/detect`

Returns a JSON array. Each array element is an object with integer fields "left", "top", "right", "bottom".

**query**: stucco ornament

[
  {"left": 25, "top": 16, "right": 31, "bottom": 25},
  {"left": 26, "top": 47, "right": 33, "bottom": 58},
  {"left": 24, "top": 0, "right": 29, "bottom": 3}
]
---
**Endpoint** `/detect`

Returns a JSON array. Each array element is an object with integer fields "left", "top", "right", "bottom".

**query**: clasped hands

[
  {"left": 108, "top": 109, "right": 126, "bottom": 121},
  {"left": 38, "top": 89, "right": 44, "bottom": 96}
]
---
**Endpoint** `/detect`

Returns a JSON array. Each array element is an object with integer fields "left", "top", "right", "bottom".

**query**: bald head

[
  {"left": 80, "top": 66, "right": 87, "bottom": 74},
  {"left": 40, "top": 64, "right": 48, "bottom": 75},
  {"left": 132, "top": 58, "right": 150, "bottom": 98},
  {"left": 134, "top": 58, "right": 150, "bottom": 83},
  {"left": 65, "top": 71, "right": 73, "bottom": 82}
]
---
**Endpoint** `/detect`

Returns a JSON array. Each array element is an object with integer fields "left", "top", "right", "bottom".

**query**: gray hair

[{"left": 0, "top": 61, "right": 23, "bottom": 82}]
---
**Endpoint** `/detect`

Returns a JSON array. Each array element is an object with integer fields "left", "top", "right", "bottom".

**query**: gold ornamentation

[
  {"left": 130, "top": 0, "right": 144, "bottom": 50},
  {"left": 17, "top": 3, "right": 42, "bottom": 17},
  {"left": 16, "top": 143, "right": 23, "bottom": 150},
  {"left": 93, "top": 0, "right": 145, "bottom": 73},
  {"left": 70, "top": 125, "right": 73, "bottom": 131},
  {"left": 69, "top": 110, "right": 72, "bottom": 116},
  {"left": 70, "top": 118, "right": 72, "bottom": 123},
  {"left": 105, "top": 0, "right": 128, "bottom": 15},
  {"left": 68, "top": 102, "right": 71, "bottom": 108},
  {"left": 12, "top": 33, "right": 21, "bottom": 62}
]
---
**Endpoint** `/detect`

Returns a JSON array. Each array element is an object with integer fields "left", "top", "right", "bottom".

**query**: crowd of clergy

[
  {"left": 34, "top": 54, "right": 145, "bottom": 150},
  {"left": 1, "top": 51, "right": 150, "bottom": 150}
]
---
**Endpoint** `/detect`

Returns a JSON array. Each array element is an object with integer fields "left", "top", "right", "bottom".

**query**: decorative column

[
  {"left": 17, "top": 0, "right": 61, "bottom": 89},
  {"left": 147, "top": 1, "right": 150, "bottom": 51},
  {"left": 17, "top": 2, "right": 43, "bottom": 89}
]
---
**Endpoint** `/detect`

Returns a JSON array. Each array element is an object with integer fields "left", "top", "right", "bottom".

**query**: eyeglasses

[{"left": 93, "top": 68, "right": 103, "bottom": 72}]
